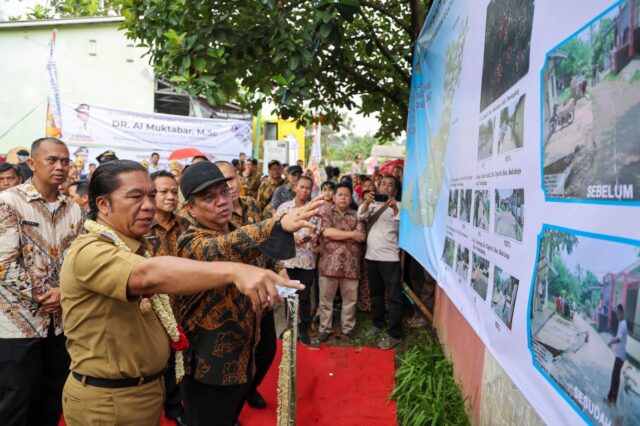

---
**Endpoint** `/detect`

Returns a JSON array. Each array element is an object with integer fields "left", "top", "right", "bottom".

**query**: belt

[{"left": 72, "top": 371, "right": 163, "bottom": 388}]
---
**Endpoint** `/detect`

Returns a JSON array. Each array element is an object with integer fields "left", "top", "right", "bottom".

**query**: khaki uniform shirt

[{"left": 60, "top": 221, "right": 170, "bottom": 378}]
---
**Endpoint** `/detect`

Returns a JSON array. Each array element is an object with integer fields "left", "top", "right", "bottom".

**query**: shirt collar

[
  {"left": 334, "top": 208, "right": 353, "bottom": 216},
  {"left": 18, "top": 179, "right": 68, "bottom": 204},
  {"left": 151, "top": 213, "right": 177, "bottom": 231}
]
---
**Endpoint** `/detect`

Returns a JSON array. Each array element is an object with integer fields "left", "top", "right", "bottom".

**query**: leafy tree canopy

[
  {"left": 14, "top": 0, "right": 118, "bottom": 20},
  {"left": 117, "top": 0, "right": 430, "bottom": 141}
]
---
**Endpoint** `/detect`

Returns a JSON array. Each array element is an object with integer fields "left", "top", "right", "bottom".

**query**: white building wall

[{"left": 0, "top": 17, "right": 154, "bottom": 153}]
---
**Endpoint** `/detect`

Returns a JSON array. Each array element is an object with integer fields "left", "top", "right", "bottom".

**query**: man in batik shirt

[
  {"left": 145, "top": 170, "right": 190, "bottom": 425},
  {"left": 218, "top": 160, "right": 281, "bottom": 410},
  {"left": 275, "top": 176, "right": 318, "bottom": 344},
  {"left": 175, "top": 161, "right": 321, "bottom": 426},
  {"left": 0, "top": 138, "right": 83, "bottom": 425},
  {"left": 317, "top": 183, "right": 366, "bottom": 342},
  {"left": 256, "top": 160, "right": 284, "bottom": 213},
  {"left": 241, "top": 158, "right": 261, "bottom": 198}
]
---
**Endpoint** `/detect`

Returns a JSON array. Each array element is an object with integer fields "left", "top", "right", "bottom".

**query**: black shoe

[
  {"left": 299, "top": 330, "right": 311, "bottom": 345},
  {"left": 344, "top": 330, "right": 357, "bottom": 341},
  {"left": 317, "top": 331, "right": 330, "bottom": 342},
  {"left": 247, "top": 390, "right": 267, "bottom": 409},
  {"left": 169, "top": 415, "right": 188, "bottom": 426}
]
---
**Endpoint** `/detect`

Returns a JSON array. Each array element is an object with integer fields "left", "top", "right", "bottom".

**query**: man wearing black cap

[
  {"left": 270, "top": 164, "right": 302, "bottom": 211},
  {"left": 175, "top": 161, "right": 322, "bottom": 426},
  {"left": 96, "top": 150, "right": 118, "bottom": 164}
]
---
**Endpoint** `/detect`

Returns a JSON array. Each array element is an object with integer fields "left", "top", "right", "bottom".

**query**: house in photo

[{"left": 598, "top": 259, "right": 640, "bottom": 365}]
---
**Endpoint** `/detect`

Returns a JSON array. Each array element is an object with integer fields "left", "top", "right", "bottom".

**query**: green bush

[
  {"left": 390, "top": 331, "right": 469, "bottom": 426},
  {"left": 557, "top": 88, "right": 572, "bottom": 105}
]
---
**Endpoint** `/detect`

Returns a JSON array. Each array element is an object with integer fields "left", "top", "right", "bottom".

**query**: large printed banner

[
  {"left": 400, "top": 1, "right": 640, "bottom": 425},
  {"left": 60, "top": 101, "right": 252, "bottom": 166}
]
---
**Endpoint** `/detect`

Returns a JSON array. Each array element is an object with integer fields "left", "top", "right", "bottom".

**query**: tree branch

[
  {"left": 360, "top": 0, "right": 413, "bottom": 37},
  {"left": 326, "top": 56, "right": 408, "bottom": 112},
  {"left": 360, "top": 13, "right": 412, "bottom": 86}
]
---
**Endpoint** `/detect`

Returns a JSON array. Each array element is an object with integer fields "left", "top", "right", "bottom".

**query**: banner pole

[{"left": 254, "top": 107, "right": 262, "bottom": 160}]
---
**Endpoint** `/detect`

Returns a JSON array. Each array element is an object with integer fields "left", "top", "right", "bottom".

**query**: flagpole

[{"left": 46, "top": 29, "right": 62, "bottom": 138}]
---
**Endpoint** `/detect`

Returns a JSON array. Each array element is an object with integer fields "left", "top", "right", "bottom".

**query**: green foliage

[
  {"left": 19, "top": 0, "right": 118, "bottom": 19},
  {"left": 390, "top": 330, "right": 469, "bottom": 426},
  {"left": 558, "top": 87, "right": 573, "bottom": 105},
  {"left": 548, "top": 256, "right": 578, "bottom": 302},
  {"left": 591, "top": 18, "right": 614, "bottom": 70},
  {"left": 117, "top": 0, "right": 431, "bottom": 141},
  {"left": 542, "top": 229, "right": 579, "bottom": 259},
  {"left": 327, "top": 133, "right": 379, "bottom": 163},
  {"left": 555, "top": 38, "right": 592, "bottom": 86}
]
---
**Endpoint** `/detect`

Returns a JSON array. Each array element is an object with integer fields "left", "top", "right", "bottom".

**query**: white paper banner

[
  {"left": 60, "top": 100, "right": 252, "bottom": 168},
  {"left": 400, "top": 1, "right": 640, "bottom": 425}
]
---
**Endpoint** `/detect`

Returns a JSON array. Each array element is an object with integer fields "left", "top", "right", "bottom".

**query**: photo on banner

[
  {"left": 442, "top": 237, "right": 456, "bottom": 267},
  {"left": 497, "top": 94, "right": 526, "bottom": 155},
  {"left": 541, "top": 0, "right": 640, "bottom": 203},
  {"left": 480, "top": 0, "right": 535, "bottom": 111},
  {"left": 493, "top": 188, "right": 524, "bottom": 242},
  {"left": 473, "top": 190, "right": 491, "bottom": 231},
  {"left": 492, "top": 265, "right": 519, "bottom": 330},
  {"left": 471, "top": 253, "right": 491, "bottom": 300},
  {"left": 529, "top": 225, "right": 640, "bottom": 425}
]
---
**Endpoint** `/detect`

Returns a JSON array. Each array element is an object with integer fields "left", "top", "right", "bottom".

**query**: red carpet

[
  {"left": 240, "top": 341, "right": 397, "bottom": 426},
  {"left": 61, "top": 341, "right": 397, "bottom": 425}
]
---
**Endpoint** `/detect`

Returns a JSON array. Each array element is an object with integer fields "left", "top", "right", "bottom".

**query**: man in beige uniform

[{"left": 60, "top": 160, "right": 318, "bottom": 425}]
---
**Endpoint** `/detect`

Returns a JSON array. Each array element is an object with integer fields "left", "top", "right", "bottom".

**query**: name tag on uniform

[{"left": 21, "top": 220, "right": 39, "bottom": 227}]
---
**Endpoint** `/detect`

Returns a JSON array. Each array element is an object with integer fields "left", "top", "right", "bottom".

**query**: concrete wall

[
  {"left": 0, "top": 18, "right": 154, "bottom": 153},
  {"left": 434, "top": 286, "right": 544, "bottom": 425}
]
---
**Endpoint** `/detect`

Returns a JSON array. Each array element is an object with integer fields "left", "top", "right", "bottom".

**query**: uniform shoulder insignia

[{"left": 97, "top": 230, "right": 117, "bottom": 244}]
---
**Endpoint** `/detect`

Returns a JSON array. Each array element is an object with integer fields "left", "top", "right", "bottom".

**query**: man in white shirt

[
  {"left": 358, "top": 175, "right": 403, "bottom": 349},
  {"left": 148, "top": 152, "right": 164, "bottom": 174},
  {"left": 605, "top": 304, "right": 627, "bottom": 404},
  {"left": 350, "top": 154, "right": 363, "bottom": 176}
]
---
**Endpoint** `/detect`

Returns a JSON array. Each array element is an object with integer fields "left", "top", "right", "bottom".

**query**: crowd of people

[{"left": 0, "top": 138, "right": 428, "bottom": 426}]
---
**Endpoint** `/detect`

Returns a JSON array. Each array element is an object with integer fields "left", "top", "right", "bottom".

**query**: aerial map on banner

[{"left": 400, "top": 0, "right": 640, "bottom": 425}]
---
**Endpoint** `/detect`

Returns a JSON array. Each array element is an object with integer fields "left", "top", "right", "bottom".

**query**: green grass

[
  {"left": 391, "top": 328, "right": 470, "bottom": 426},
  {"left": 631, "top": 70, "right": 640, "bottom": 83},
  {"left": 604, "top": 72, "right": 621, "bottom": 82},
  {"left": 309, "top": 309, "right": 469, "bottom": 425}
]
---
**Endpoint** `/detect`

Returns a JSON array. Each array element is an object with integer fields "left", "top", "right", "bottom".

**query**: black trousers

[
  {"left": 181, "top": 375, "right": 250, "bottom": 426},
  {"left": 367, "top": 260, "right": 404, "bottom": 339},
  {"left": 163, "top": 352, "right": 185, "bottom": 419},
  {"left": 0, "top": 322, "right": 70, "bottom": 426},
  {"left": 286, "top": 268, "right": 315, "bottom": 325},
  {"left": 607, "top": 357, "right": 624, "bottom": 402},
  {"left": 251, "top": 309, "right": 277, "bottom": 393}
]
